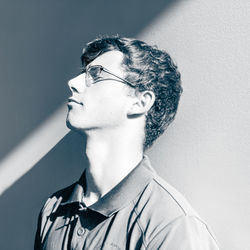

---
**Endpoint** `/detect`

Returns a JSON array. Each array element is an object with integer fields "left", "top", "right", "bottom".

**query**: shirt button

[{"left": 77, "top": 227, "right": 85, "bottom": 236}]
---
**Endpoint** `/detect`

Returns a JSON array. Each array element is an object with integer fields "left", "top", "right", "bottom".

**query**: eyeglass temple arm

[{"left": 102, "top": 67, "right": 136, "bottom": 88}]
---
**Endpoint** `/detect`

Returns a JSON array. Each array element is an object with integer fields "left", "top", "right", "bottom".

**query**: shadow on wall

[
  {"left": 0, "top": 0, "right": 178, "bottom": 161},
  {"left": 0, "top": 0, "right": 181, "bottom": 249},
  {"left": 0, "top": 132, "right": 86, "bottom": 250}
]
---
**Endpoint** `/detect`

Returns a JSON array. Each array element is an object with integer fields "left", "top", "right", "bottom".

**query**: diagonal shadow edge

[
  {"left": 0, "top": 0, "right": 184, "bottom": 196},
  {"left": 0, "top": 103, "right": 69, "bottom": 195},
  {"left": 0, "top": 0, "right": 183, "bottom": 161}
]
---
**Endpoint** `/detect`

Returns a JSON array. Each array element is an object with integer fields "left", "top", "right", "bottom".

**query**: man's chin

[
  {"left": 66, "top": 119, "right": 72, "bottom": 129},
  {"left": 66, "top": 119, "right": 88, "bottom": 135},
  {"left": 66, "top": 119, "right": 78, "bottom": 131},
  {"left": 66, "top": 112, "right": 78, "bottom": 130}
]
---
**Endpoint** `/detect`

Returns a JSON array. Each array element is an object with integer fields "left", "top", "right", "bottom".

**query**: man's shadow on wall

[{"left": 0, "top": 131, "right": 87, "bottom": 250}]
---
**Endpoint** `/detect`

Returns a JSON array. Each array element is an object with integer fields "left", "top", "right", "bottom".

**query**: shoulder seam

[{"left": 152, "top": 177, "right": 187, "bottom": 215}]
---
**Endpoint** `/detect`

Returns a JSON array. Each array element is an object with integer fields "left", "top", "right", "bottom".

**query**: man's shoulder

[
  {"left": 134, "top": 171, "right": 200, "bottom": 227},
  {"left": 151, "top": 173, "right": 199, "bottom": 217},
  {"left": 132, "top": 171, "right": 219, "bottom": 247}
]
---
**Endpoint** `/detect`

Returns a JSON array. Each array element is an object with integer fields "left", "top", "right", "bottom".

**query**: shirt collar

[{"left": 61, "top": 155, "right": 155, "bottom": 217}]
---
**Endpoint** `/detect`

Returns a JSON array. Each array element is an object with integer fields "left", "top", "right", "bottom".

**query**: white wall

[{"left": 142, "top": 1, "right": 250, "bottom": 249}]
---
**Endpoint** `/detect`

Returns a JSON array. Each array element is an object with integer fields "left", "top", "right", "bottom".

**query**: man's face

[{"left": 66, "top": 50, "right": 133, "bottom": 132}]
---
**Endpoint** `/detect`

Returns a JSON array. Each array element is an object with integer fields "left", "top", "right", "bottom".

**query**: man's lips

[{"left": 67, "top": 97, "right": 83, "bottom": 106}]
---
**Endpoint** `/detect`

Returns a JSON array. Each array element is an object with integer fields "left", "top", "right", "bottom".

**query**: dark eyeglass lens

[{"left": 88, "top": 66, "right": 102, "bottom": 81}]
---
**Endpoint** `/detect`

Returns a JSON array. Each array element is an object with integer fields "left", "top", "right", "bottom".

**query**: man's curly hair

[{"left": 81, "top": 36, "right": 182, "bottom": 150}]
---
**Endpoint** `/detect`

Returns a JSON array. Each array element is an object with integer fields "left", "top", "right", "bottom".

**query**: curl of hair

[{"left": 81, "top": 35, "right": 182, "bottom": 150}]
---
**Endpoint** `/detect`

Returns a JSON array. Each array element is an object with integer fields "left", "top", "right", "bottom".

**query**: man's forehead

[{"left": 88, "top": 50, "right": 124, "bottom": 70}]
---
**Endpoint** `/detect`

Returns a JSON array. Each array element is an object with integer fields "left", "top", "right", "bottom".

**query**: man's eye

[
  {"left": 90, "top": 73, "right": 101, "bottom": 81},
  {"left": 88, "top": 68, "right": 103, "bottom": 81}
]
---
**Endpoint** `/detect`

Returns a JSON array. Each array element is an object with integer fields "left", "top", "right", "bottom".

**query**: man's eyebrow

[{"left": 79, "top": 66, "right": 86, "bottom": 73}]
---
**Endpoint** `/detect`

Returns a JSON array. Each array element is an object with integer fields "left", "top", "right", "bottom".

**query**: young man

[{"left": 35, "top": 36, "right": 219, "bottom": 249}]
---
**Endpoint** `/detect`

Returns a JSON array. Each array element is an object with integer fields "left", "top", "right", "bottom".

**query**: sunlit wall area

[{"left": 143, "top": 1, "right": 250, "bottom": 250}]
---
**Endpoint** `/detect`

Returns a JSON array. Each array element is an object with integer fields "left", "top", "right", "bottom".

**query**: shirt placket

[{"left": 70, "top": 204, "right": 88, "bottom": 250}]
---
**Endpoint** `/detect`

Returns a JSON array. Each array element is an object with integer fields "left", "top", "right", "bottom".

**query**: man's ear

[{"left": 127, "top": 90, "right": 155, "bottom": 116}]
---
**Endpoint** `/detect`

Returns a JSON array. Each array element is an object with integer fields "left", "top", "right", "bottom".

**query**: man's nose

[{"left": 68, "top": 74, "right": 86, "bottom": 93}]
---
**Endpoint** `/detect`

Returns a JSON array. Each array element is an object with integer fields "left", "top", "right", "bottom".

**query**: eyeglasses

[{"left": 83, "top": 65, "right": 136, "bottom": 88}]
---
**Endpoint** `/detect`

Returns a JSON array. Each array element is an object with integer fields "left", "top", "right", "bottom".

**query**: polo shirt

[{"left": 34, "top": 155, "right": 219, "bottom": 250}]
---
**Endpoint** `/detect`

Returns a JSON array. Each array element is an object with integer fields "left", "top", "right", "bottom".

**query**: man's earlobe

[{"left": 127, "top": 90, "right": 155, "bottom": 116}]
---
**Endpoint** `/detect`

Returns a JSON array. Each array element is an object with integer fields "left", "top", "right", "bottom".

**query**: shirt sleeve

[{"left": 146, "top": 215, "right": 219, "bottom": 250}]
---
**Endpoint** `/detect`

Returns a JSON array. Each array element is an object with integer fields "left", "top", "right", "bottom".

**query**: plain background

[{"left": 0, "top": 0, "right": 249, "bottom": 249}]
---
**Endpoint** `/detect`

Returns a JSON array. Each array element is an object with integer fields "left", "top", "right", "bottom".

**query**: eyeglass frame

[{"left": 83, "top": 64, "right": 136, "bottom": 88}]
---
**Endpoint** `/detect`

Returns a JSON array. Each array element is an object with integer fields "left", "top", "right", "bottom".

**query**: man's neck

[{"left": 82, "top": 126, "right": 144, "bottom": 206}]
